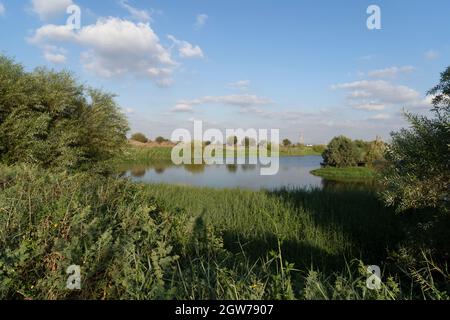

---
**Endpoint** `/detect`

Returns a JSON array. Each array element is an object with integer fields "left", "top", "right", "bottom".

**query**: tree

[
  {"left": 155, "top": 136, "right": 166, "bottom": 144},
  {"left": 322, "top": 136, "right": 359, "bottom": 168},
  {"left": 0, "top": 55, "right": 129, "bottom": 171},
  {"left": 382, "top": 66, "right": 450, "bottom": 214},
  {"left": 365, "top": 137, "right": 386, "bottom": 165},
  {"left": 131, "top": 133, "right": 148, "bottom": 143},
  {"left": 353, "top": 139, "right": 370, "bottom": 164},
  {"left": 282, "top": 139, "right": 292, "bottom": 147}
]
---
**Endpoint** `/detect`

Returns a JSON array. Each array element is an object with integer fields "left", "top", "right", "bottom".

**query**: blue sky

[{"left": 0, "top": 0, "right": 448, "bottom": 144}]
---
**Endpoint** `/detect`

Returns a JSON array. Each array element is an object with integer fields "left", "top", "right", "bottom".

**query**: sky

[{"left": 0, "top": 0, "right": 448, "bottom": 144}]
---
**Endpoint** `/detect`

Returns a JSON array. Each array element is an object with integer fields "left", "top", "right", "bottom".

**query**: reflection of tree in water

[
  {"left": 183, "top": 164, "right": 206, "bottom": 174},
  {"left": 321, "top": 179, "right": 380, "bottom": 192},
  {"left": 130, "top": 167, "right": 146, "bottom": 177},
  {"left": 226, "top": 164, "right": 238, "bottom": 173},
  {"left": 154, "top": 167, "right": 166, "bottom": 174},
  {"left": 241, "top": 164, "right": 257, "bottom": 171}
]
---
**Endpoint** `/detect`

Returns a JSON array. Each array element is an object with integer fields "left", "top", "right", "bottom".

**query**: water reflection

[{"left": 118, "top": 156, "right": 376, "bottom": 191}]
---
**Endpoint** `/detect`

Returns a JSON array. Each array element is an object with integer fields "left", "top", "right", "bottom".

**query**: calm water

[{"left": 119, "top": 156, "right": 347, "bottom": 190}]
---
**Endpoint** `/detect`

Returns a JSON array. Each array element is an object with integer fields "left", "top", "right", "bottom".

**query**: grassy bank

[
  {"left": 310, "top": 167, "right": 377, "bottom": 181},
  {"left": 117, "top": 144, "right": 323, "bottom": 164},
  {"left": 1, "top": 164, "right": 448, "bottom": 300}
]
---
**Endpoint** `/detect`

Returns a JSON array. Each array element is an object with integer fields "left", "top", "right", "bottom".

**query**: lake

[{"left": 118, "top": 156, "right": 372, "bottom": 190}]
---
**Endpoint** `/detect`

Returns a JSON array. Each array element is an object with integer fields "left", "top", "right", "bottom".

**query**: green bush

[
  {"left": 0, "top": 164, "right": 183, "bottom": 299},
  {"left": 282, "top": 139, "right": 292, "bottom": 147},
  {"left": 382, "top": 66, "right": 450, "bottom": 214},
  {"left": 322, "top": 136, "right": 359, "bottom": 167},
  {"left": 130, "top": 133, "right": 148, "bottom": 143},
  {"left": 0, "top": 55, "right": 128, "bottom": 171},
  {"left": 312, "top": 145, "right": 326, "bottom": 154},
  {"left": 155, "top": 136, "right": 167, "bottom": 144}
]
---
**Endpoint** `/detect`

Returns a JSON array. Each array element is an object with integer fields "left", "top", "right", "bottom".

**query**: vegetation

[
  {"left": 0, "top": 56, "right": 448, "bottom": 300},
  {"left": 282, "top": 139, "right": 292, "bottom": 147},
  {"left": 130, "top": 133, "right": 149, "bottom": 144},
  {"left": 0, "top": 56, "right": 128, "bottom": 172},
  {"left": 382, "top": 66, "right": 450, "bottom": 214},
  {"left": 1, "top": 165, "right": 449, "bottom": 299},
  {"left": 155, "top": 136, "right": 169, "bottom": 144},
  {"left": 322, "top": 136, "right": 360, "bottom": 167},
  {"left": 311, "top": 167, "right": 377, "bottom": 181},
  {"left": 322, "top": 136, "right": 385, "bottom": 168}
]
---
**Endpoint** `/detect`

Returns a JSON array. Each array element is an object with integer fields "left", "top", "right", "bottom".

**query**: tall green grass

[{"left": 0, "top": 164, "right": 448, "bottom": 300}]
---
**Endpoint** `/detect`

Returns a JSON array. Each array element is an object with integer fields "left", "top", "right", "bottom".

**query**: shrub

[
  {"left": 155, "top": 136, "right": 167, "bottom": 144},
  {"left": 0, "top": 164, "right": 183, "bottom": 299},
  {"left": 312, "top": 145, "right": 326, "bottom": 154},
  {"left": 0, "top": 56, "right": 128, "bottom": 171},
  {"left": 282, "top": 139, "right": 292, "bottom": 147},
  {"left": 322, "top": 136, "right": 359, "bottom": 167},
  {"left": 131, "top": 133, "right": 148, "bottom": 143},
  {"left": 382, "top": 66, "right": 450, "bottom": 214}
]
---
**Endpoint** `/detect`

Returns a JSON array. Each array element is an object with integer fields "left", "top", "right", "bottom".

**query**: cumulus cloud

[
  {"left": 29, "top": 17, "right": 177, "bottom": 86},
  {"left": 195, "top": 14, "right": 208, "bottom": 29},
  {"left": 172, "top": 94, "right": 273, "bottom": 113},
  {"left": 424, "top": 49, "right": 440, "bottom": 61},
  {"left": 0, "top": 2, "right": 5, "bottom": 16},
  {"left": 118, "top": 0, "right": 151, "bottom": 22},
  {"left": 42, "top": 45, "right": 67, "bottom": 64},
  {"left": 227, "top": 80, "right": 251, "bottom": 91},
  {"left": 31, "top": 0, "right": 73, "bottom": 20},
  {"left": 368, "top": 66, "right": 415, "bottom": 78},
  {"left": 168, "top": 35, "right": 204, "bottom": 59},
  {"left": 332, "top": 80, "right": 421, "bottom": 108}
]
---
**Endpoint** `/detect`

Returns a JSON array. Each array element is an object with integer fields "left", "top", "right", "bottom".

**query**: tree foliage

[
  {"left": 131, "top": 133, "right": 148, "bottom": 143},
  {"left": 322, "top": 136, "right": 359, "bottom": 168},
  {"left": 282, "top": 139, "right": 292, "bottom": 147},
  {"left": 155, "top": 136, "right": 168, "bottom": 144},
  {"left": 322, "top": 136, "right": 385, "bottom": 168},
  {"left": 0, "top": 56, "right": 128, "bottom": 171},
  {"left": 382, "top": 67, "right": 450, "bottom": 214}
]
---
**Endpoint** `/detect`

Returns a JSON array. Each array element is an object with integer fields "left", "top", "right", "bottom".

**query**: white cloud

[
  {"left": 424, "top": 49, "right": 440, "bottom": 61},
  {"left": 351, "top": 102, "right": 386, "bottom": 111},
  {"left": 31, "top": 0, "right": 73, "bottom": 20},
  {"left": 0, "top": 2, "right": 5, "bottom": 16},
  {"left": 172, "top": 94, "right": 273, "bottom": 112},
  {"left": 332, "top": 80, "right": 420, "bottom": 106},
  {"left": 195, "top": 14, "right": 208, "bottom": 29},
  {"left": 368, "top": 113, "right": 391, "bottom": 121},
  {"left": 368, "top": 66, "right": 415, "bottom": 78},
  {"left": 228, "top": 80, "right": 251, "bottom": 91},
  {"left": 168, "top": 35, "right": 204, "bottom": 59},
  {"left": 118, "top": 0, "right": 151, "bottom": 22},
  {"left": 171, "top": 103, "right": 194, "bottom": 113},
  {"left": 30, "top": 17, "right": 177, "bottom": 86},
  {"left": 43, "top": 45, "right": 67, "bottom": 64}
]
